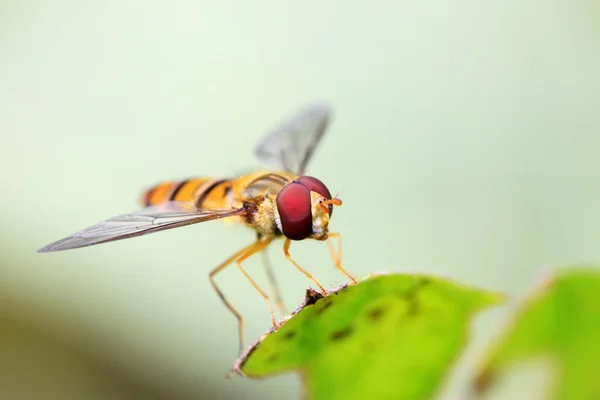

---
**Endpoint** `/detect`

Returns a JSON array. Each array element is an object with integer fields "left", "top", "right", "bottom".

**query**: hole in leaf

[
  {"left": 367, "top": 307, "right": 386, "bottom": 321},
  {"left": 283, "top": 330, "right": 296, "bottom": 340},
  {"left": 330, "top": 326, "right": 353, "bottom": 341}
]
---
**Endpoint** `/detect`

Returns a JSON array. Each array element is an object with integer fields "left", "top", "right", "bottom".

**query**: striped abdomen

[{"left": 142, "top": 178, "right": 233, "bottom": 209}]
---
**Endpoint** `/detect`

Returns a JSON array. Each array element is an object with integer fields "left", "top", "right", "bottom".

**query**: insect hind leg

[
  {"left": 261, "top": 249, "right": 289, "bottom": 316},
  {"left": 209, "top": 241, "right": 259, "bottom": 354},
  {"left": 235, "top": 238, "right": 278, "bottom": 330}
]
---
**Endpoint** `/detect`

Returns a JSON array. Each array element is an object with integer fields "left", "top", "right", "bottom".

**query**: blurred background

[{"left": 1, "top": 1, "right": 599, "bottom": 399}]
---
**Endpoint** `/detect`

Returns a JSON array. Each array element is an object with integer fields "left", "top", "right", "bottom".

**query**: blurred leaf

[
  {"left": 475, "top": 268, "right": 600, "bottom": 400},
  {"left": 233, "top": 273, "right": 501, "bottom": 400},
  {"left": 0, "top": 305, "right": 178, "bottom": 400}
]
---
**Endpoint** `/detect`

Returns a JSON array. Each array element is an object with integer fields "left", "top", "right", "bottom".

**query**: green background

[{"left": 1, "top": 1, "right": 599, "bottom": 399}]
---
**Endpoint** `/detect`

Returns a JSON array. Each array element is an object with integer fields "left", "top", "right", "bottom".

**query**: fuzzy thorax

[{"left": 250, "top": 195, "right": 281, "bottom": 237}]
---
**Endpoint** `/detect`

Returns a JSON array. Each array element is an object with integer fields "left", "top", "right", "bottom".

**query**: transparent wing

[
  {"left": 38, "top": 201, "right": 247, "bottom": 253},
  {"left": 254, "top": 102, "right": 332, "bottom": 175},
  {"left": 243, "top": 173, "right": 291, "bottom": 198}
]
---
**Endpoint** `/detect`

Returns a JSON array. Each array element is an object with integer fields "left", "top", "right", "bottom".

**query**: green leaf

[
  {"left": 232, "top": 273, "right": 502, "bottom": 400},
  {"left": 475, "top": 268, "right": 600, "bottom": 400}
]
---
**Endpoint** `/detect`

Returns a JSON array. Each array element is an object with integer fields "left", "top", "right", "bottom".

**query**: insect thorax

[{"left": 244, "top": 195, "right": 281, "bottom": 238}]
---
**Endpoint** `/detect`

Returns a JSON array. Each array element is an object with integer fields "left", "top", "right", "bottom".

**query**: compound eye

[
  {"left": 297, "top": 176, "right": 331, "bottom": 199},
  {"left": 297, "top": 175, "right": 333, "bottom": 215},
  {"left": 276, "top": 182, "right": 313, "bottom": 240}
]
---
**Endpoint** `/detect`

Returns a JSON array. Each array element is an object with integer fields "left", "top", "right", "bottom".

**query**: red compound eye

[
  {"left": 276, "top": 182, "right": 313, "bottom": 240},
  {"left": 297, "top": 175, "right": 333, "bottom": 215},
  {"left": 297, "top": 176, "right": 331, "bottom": 199}
]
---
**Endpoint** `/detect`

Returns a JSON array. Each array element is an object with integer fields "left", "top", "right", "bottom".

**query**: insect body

[{"left": 38, "top": 103, "right": 356, "bottom": 352}]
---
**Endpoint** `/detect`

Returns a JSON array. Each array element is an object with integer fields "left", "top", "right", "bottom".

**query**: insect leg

[
  {"left": 235, "top": 238, "right": 279, "bottom": 331},
  {"left": 283, "top": 238, "right": 328, "bottom": 295},
  {"left": 326, "top": 232, "right": 357, "bottom": 284},
  {"left": 209, "top": 241, "right": 259, "bottom": 354},
  {"left": 261, "top": 249, "right": 289, "bottom": 316}
]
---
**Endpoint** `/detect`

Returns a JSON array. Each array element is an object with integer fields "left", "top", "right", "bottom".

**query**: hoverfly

[{"left": 38, "top": 103, "right": 356, "bottom": 352}]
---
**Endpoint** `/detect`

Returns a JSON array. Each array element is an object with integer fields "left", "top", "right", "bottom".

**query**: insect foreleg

[
  {"left": 326, "top": 232, "right": 357, "bottom": 284},
  {"left": 283, "top": 238, "right": 328, "bottom": 295}
]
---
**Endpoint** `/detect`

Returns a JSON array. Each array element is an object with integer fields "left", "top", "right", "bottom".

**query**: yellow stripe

[
  {"left": 148, "top": 183, "right": 174, "bottom": 205},
  {"left": 172, "top": 179, "right": 209, "bottom": 202},
  {"left": 197, "top": 180, "right": 232, "bottom": 209}
]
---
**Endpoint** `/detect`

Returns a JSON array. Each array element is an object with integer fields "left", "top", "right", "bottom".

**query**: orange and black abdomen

[{"left": 142, "top": 178, "right": 233, "bottom": 209}]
